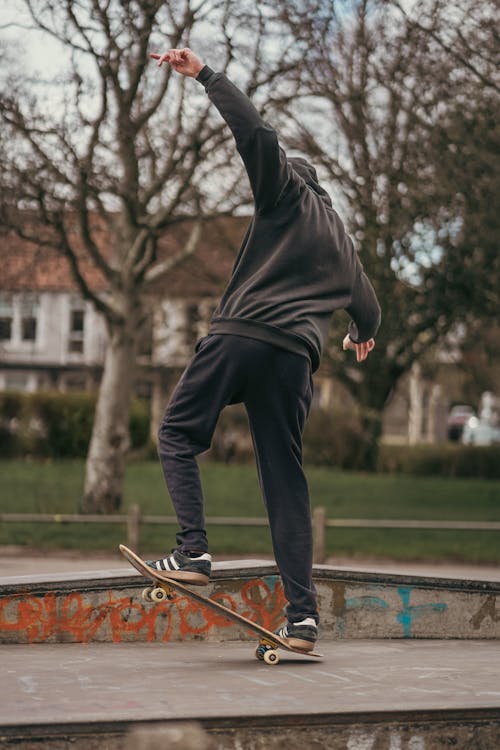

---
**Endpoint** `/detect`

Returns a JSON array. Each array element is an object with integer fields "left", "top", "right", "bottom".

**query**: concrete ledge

[
  {"left": 0, "top": 560, "right": 280, "bottom": 594},
  {"left": 1, "top": 559, "right": 499, "bottom": 594},
  {"left": 1, "top": 562, "right": 499, "bottom": 643},
  {"left": 1, "top": 710, "right": 500, "bottom": 750}
]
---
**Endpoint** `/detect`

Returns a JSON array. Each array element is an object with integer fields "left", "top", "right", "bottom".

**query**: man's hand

[
  {"left": 342, "top": 334, "right": 375, "bottom": 363},
  {"left": 150, "top": 48, "right": 204, "bottom": 78}
]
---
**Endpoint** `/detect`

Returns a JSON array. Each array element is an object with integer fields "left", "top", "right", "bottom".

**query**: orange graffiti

[{"left": 0, "top": 577, "right": 287, "bottom": 645}]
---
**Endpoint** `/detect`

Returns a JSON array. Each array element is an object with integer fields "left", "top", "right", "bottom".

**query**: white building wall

[
  {"left": 153, "top": 299, "right": 192, "bottom": 367},
  {"left": 0, "top": 292, "right": 108, "bottom": 367},
  {"left": 0, "top": 289, "right": 213, "bottom": 393}
]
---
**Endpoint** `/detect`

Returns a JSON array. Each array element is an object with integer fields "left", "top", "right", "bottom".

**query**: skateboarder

[{"left": 148, "top": 48, "right": 381, "bottom": 651}]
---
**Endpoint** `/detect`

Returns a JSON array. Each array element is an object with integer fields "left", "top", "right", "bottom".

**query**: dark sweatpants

[{"left": 157, "top": 333, "right": 318, "bottom": 624}]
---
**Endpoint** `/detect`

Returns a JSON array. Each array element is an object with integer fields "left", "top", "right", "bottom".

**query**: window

[
  {"left": 0, "top": 317, "right": 12, "bottom": 341},
  {"left": 64, "top": 374, "right": 88, "bottom": 391},
  {"left": 19, "top": 295, "right": 39, "bottom": 344},
  {"left": 71, "top": 309, "right": 84, "bottom": 333},
  {"left": 68, "top": 305, "right": 85, "bottom": 354},
  {"left": 5, "top": 373, "right": 30, "bottom": 391},
  {"left": 21, "top": 316, "right": 37, "bottom": 341},
  {"left": 0, "top": 295, "right": 13, "bottom": 341}
]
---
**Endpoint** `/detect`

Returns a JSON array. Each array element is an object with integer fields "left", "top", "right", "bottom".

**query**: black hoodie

[{"left": 196, "top": 67, "right": 381, "bottom": 372}]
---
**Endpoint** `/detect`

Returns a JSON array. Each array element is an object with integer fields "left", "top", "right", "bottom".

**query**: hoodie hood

[{"left": 288, "top": 156, "right": 332, "bottom": 207}]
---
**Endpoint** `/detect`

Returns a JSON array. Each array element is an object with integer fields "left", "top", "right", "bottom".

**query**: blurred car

[
  {"left": 462, "top": 417, "right": 500, "bottom": 446},
  {"left": 447, "top": 405, "right": 476, "bottom": 441}
]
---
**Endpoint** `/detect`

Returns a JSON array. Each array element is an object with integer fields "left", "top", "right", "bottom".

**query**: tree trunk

[
  {"left": 408, "top": 362, "right": 424, "bottom": 446},
  {"left": 357, "top": 407, "right": 383, "bottom": 472},
  {"left": 81, "top": 323, "right": 137, "bottom": 513}
]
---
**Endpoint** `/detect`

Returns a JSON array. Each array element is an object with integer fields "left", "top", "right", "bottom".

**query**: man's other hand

[{"left": 342, "top": 334, "right": 375, "bottom": 362}]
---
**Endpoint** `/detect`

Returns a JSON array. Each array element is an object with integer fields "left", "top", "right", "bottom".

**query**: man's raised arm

[{"left": 151, "top": 48, "right": 291, "bottom": 213}]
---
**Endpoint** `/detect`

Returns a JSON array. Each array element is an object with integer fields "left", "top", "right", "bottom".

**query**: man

[{"left": 148, "top": 48, "right": 381, "bottom": 651}]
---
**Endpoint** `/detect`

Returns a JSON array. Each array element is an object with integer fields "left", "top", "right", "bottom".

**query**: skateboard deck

[{"left": 119, "top": 544, "right": 322, "bottom": 664}]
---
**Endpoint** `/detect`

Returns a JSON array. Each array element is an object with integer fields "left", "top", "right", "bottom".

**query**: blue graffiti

[
  {"left": 397, "top": 587, "right": 447, "bottom": 637},
  {"left": 346, "top": 595, "right": 389, "bottom": 611},
  {"left": 263, "top": 575, "right": 280, "bottom": 595}
]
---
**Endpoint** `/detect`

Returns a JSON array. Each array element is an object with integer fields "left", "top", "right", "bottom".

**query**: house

[
  {"left": 0, "top": 216, "right": 245, "bottom": 429},
  {"left": 0, "top": 216, "right": 458, "bottom": 445}
]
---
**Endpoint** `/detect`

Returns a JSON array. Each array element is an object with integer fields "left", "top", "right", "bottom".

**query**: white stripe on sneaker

[{"left": 157, "top": 557, "right": 179, "bottom": 571}]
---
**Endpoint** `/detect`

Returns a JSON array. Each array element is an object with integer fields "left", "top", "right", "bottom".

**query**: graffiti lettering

[{"left": 0, "top": 578, "right": 286, "bottom": 644}]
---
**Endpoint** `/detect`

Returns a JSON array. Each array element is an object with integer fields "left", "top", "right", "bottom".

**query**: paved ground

[
  {"left": 1, "top": 547, "right": 499, "bottom": 581},
  {"left": 1, "top": 640, "right": 499, "bottom": 727}
]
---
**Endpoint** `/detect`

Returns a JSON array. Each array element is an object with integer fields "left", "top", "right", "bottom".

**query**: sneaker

[
  {"left": 275, "top": 617, "right": 318, "bottom": 652},
  {"left": 146, "top": 550, "right": 211, "bottom": 586}
]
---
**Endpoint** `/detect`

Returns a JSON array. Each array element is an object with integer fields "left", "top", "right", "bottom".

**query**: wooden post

[
  {"left": 313, "top": 506, "right": 327, "bottom": 564},
  {"left": 127, "top": 504, "right": 141, "bottom": 553}
]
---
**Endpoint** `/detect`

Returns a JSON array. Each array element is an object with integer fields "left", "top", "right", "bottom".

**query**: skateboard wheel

[
  {"left": 151, "top": 587, "right": 167, "bottom": 602},
  {"left": 263, "top": 649, "right": 280, "bottom": 665},
  {"left": 141, "top": 587, "right": 154, "bottom": 602}
]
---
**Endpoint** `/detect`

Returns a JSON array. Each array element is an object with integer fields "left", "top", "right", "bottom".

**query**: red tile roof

[{"left": 0, "top": 215, "right": 248, "bottom": 299}]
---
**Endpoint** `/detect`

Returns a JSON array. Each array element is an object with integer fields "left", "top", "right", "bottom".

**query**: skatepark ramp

[
  {"left": 1, "top": 560, "right": 499, "bottom": 644},
  {"left": 1, "top": 561, "right": 499, "bottom": 749}
]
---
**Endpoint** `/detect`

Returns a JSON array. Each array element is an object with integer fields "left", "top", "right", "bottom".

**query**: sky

[{"left": 1, "top": 1, "right": 70, "bottom": 79}]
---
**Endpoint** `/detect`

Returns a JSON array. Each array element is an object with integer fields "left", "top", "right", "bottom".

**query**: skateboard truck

[{"left": 255, "top": 638, "right": 281, "bottom": 665}]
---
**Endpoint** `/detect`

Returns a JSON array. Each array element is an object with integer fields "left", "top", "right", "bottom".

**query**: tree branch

[{"left": 143, "top": 216, "right": 203, "bottom": 286}]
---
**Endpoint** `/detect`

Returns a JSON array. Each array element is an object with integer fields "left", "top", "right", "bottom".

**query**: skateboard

[{"left": 119, "top": 544, "right": 322, "bottom": 665}]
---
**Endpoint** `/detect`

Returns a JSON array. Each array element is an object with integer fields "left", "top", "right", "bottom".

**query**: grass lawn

[{"left": 0, "top": 459, "right": 499, "bottom": 562}]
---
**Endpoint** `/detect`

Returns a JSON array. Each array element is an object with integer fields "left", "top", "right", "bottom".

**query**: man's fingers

[
  {"left": 150, "top": 51, "right": 179, "bottom": 67},
  {"left": 354, "top": 340, "right": 371, "bottom": 362},
  {"left": 153, "top": 52, "right": 172, "bottom": 67},
  {"left": 343, "top": 335, "right": 375, "bottom": 362}
]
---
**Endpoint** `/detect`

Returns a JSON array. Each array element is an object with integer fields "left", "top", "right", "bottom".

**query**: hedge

[
  {"left": 0, "top": 390, "right": 149, "bottom": 459},
  {"left": 206, "top": 406, "right": 500, "bottom": 479},
  {"left": 2, "top": 391, "right": 498, "bottom": 478},
  {"left": 205, "top": 405, "right": 374, "bottom": 471},
  {"left": 303, "top": 409, "right": 374, "bottom": 471},
  {"left": 378, "top": 443, "right": 500, "bottom": 479}
]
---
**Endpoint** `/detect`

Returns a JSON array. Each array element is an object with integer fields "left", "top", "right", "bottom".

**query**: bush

[
  {"left": 378, "top": 443, "right": 500, "bottom": 479},
  {"left": 0, "top": 391, "right": 24, "bottom": 420},
  {"left": 303, "top": 409, "right": 373, "bottom": 470},
  {"left": 29, "top": 392, "right": 95, "bottom": 458},
  {"left": 0, "top": 391, "right": 28, "bottom": 456},
  {"left": 129, "top": 398, "right": 151, "bottom": 449},
  {"left": 0, "top": 391, "right": 150, "bottom": 459},
  {"left": 208, "top": 405, "right": 254, "bottom": 463},
  {"left": 0, "top": 423, "right": 21, "bottom": 457},
  {"left": 202, "top": 406, "right": 375, "bottom": 470}
]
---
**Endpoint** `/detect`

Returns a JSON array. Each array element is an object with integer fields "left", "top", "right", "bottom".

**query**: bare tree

[
  {"left": 0, "top": 0, "right": 301, "bottom": 511},
  {"left": 276, "top": 0, "right": 499, "bottom": 462},
  {"left": 389, "top": 0, "right": 500, "bottom": 94}
]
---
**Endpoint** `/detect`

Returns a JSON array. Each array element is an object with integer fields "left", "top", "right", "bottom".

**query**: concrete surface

[
  {"left": 1, "top": 641, "right": 499, "bottom": 750},
  {"left": 1, "top": 639, "right": 499, "bottom": 723}
]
